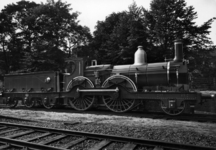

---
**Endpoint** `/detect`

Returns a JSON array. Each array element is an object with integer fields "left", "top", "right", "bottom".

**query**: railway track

[{"left": 0, "top": 122, "right": 215, "bottom": 150}]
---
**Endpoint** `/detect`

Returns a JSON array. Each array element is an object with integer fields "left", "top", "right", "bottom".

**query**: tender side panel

[{"left": 4, "top": 72, "right": 58, "bottom": 93}]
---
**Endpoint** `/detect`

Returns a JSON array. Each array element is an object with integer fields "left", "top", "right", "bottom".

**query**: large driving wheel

[
  {"left": 24, "top": 97, "right": 35, "bottom": 108},
  {"left": 67, "top": 76, "right": 96, "bottom": 111},
  {"left": 42, "top": 97, "right": 56, "bottom": 109},
  {"left": 102, "top": 75, "right": 137, "bottom": 113},
  {"left": 161, "top": 100, "right": 186, "bottom": 115},
  {"left": 7, "top": 97, "right": 19, "bottom": 108}
]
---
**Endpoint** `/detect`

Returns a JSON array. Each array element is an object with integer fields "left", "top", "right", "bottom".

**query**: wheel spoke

[
  {"left": 71, "top": 99, "right": 76, "bottom": 104},
  {"left": 109, "top": 100, "right": 116, "bottom": 107},
  {"left": 87, "top": 96, "right": 94, "bottom": 104},
  {"left": 85, "top": 96, "right": 93, "bottom": 104},
  {"left": 124, "top": 100, "right": 130, "bottom": 108},
  {"left": 81, "top": 99, "right": 86, "bottom": 109},
  {"left": 121, "top": 100, "right": 127, "bottom": 110},
  {"left": 106, "top": 99, "right": 113, "bottom": 105},
  {"left": 83, "top": 99, "right": 89, "bottom": 108},
  {"left": 106, "top": 100, "right": 112, "bottom": 105},
  {"left": 83, "top": 98, "right": 90, "bottom": 106},
  {"left": 83, "top": 99, "right": 87, "bottom": 108},
  {"left": 115, "top": 101, "right": 119, "bottom": 110},
  {"left": 113, "top": 101, "right": 118, "bottom": 109}
]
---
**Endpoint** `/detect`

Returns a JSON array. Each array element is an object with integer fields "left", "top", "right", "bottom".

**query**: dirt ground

[{"left": 0, "top": 108, "right": 216, "bottom": 137}]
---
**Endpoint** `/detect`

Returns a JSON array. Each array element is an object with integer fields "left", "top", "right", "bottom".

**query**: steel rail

[
  {"left": 0, "top": 122, "right": 215, "bottom": 150},
  {"left": 0, "top": 138, "right": 67, "bottom": 150}
]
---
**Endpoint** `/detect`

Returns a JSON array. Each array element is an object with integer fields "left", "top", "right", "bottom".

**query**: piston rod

[{"left": 76, "top": 87, "right": 119, "bottom": 93}]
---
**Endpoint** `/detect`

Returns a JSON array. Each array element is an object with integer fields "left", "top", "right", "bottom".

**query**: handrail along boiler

[{"left": 1, "top": 40, "right": 214, "bottom": 115}]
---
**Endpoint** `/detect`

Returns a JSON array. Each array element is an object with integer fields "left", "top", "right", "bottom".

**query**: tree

[
  {"left": 67, "top": 25, "right": 92, "bottom": 57},
  {"left": 21, "top": 0, "right": 81, "bottom": 71},
  {"left": 92, "top": 2, "right": 149, "bottom": 64},
  {"left": 91, "top": 0, "right": 215, "bottom": 78},
  {"left": 143, "top": 0, "right": 215, "bottom": 63},
  {"left": 93, "top": 12, "right": 127, "bottom": 64},
  {"left": 0, "top": 0, "right": 92, "bottom": 73},
  {"left": 0, "top": 1, "right": 39, "bottom": 73}
]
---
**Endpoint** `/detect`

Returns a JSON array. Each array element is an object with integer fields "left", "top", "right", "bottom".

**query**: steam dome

[{"left": 134, "top": 46, "right": 147, "bottom": 65}]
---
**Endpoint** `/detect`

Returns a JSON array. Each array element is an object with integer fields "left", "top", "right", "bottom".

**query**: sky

[{"left": 0, "top": 0, "right": 216, "bottom": 44}]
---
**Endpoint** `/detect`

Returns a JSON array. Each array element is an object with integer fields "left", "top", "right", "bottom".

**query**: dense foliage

[
  {"left": 0, "top": 0, "right": 91, "bottom": 73},
  {"left": 0, "top": 0, "right": 215, "bottom": 78},
  {"left": 144, "top": 0, "right": 216, "bottom": 76},
  {"left": 92, "top": 3, "right": 150, "bottom": 64},
  {"left": 92, "top": 0, "right": 215, "bottom": 77}
]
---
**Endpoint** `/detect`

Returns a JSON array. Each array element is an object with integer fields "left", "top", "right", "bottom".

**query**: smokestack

[{"left": 173, "top": 39, "right": 183, "bottom": 62}]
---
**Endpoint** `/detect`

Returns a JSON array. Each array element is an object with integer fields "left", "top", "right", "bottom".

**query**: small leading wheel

[
  {"left": 102, "top": 75, "right": 137, "bottom": 113},
  {"left": 24, "top": 97, "right": 35, "bottom": 108},
  {"left": 161, "top": 100, "right": 186, "bottom": 115},
  {"left": 7, "top": 97, "right": 19, "bottom": 108},
  {"left": 67, "top": 76, "right": 96, "bottom": 111},
  {"left": 68, "top": 96, "right": 95, "bottom": 111},
  {"left": 42, "top": 97, "right": 56, "bottom": 109}
]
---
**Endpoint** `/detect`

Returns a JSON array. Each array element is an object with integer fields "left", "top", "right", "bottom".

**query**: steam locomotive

[{"left": 0, "top": 40, "right": 214, "bottom": 115}]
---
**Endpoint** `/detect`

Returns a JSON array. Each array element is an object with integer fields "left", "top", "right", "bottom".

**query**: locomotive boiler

[{"left": 1, "top": 40, "right": 212, "bottom": 115}]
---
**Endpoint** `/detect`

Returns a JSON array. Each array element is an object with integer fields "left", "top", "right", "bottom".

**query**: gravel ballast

[{"left": 0, "top": 108, "right": 216, "bottom": 148}]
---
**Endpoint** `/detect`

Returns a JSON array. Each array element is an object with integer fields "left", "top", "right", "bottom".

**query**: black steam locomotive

[{"left": 0, "top": 40, "right": 213, "bottom": 115}]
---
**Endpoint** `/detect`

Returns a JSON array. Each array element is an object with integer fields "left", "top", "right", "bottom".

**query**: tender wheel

[
  {"left": 7, "top": 97, "right": 19, "bottom": 108},
  {"left": 68, "top": 96, "right": 95, "bottom": 111},
  {"left": 161, "top": 100, "right": 186, "bottom": 115},
  {"left": 102, "top": 75, "right": 137, "bottom": 113},
  {"left": 24, "top": 97, "right": 35, "bottom": 108},
  {"left": 67, "top": 76, "right": 96, "bottom": 111},
  {"left": 42, "top": 97, "right": 56, "bottom": 109}
]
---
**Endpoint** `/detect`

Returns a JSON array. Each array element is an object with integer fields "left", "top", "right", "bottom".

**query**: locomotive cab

[{"left": 62, "top": 56, "right": 85, "bottom": 91}]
